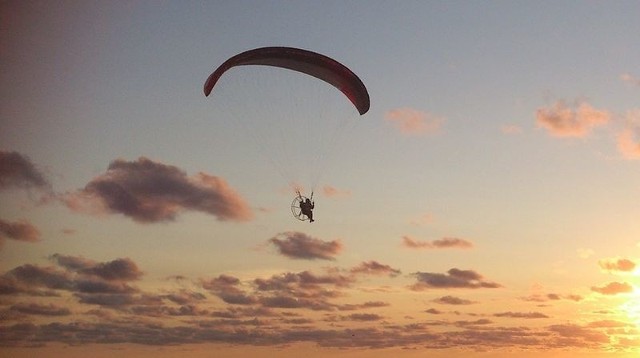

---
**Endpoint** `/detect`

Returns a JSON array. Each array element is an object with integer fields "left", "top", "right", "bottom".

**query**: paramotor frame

[{"left": 291, "top": 195, "right": 311, "bottom": 221}]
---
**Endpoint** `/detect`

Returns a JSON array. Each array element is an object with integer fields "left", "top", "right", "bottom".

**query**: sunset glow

[{"left": 2, "top": 1, "right": 640, "bottom": 357}]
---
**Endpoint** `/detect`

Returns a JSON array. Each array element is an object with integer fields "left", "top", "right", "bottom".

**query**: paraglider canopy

[
  {"left": 204, "top": 46, "right": 370, "bottom": 115},
  {"left": 204, "top": 47, "right": 369, "bottom": 222}
]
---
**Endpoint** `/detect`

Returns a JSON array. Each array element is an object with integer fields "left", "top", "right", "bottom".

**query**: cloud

[
  {"left": 410, "top": 268, "right": 502, "bottom": 290},
  {"left": 2, "top": 256, "right": 630, "bottom": 351},
  {"left": 343, "top": 313, "right": 383, "bottom": 322},
  {"left": 50, "top": 254, "right": 143, "bottom": 281},
  {"left": 321, "top": 185, "right": 351, "bottom": 199},
  {"left": 547, "top": 324, "right": 609, "bottom": 344},
  {"left": 62, "top": 157, "right": 253, "bottom": 223},
  {"left": 616, "top": 110, "right": 640, "bottom": 160},
  {"left": 201, "top": 274, "right": 257, "bottom": 305},
  {"left": 0, "top": 218, "right": 40, "bottom": 245},
  {"left": 591, "top": 281, "right": 633, "bottom": 295},
  {"left": 48, "top": 254, "right": 96, "bottom": 272},
  {"left": 402, "top": 236, "right": 473, "bottom": 249},
  {"left": 494, "top": 311, "right": 549, "bottom": 319},
  {"left": 453, "top": 318, "right": 493, "bottom": 327},
  {"left": 61, "top": 228, "right": 76, "bottom": 235},
  {"left": 433, "top": 295, "right": 475, "bottom": 305},
  {"left": 565, "top": 294, "right": 583, "bottom": 302},
  {"left": 617, "top": 127, "right": 640, "bottom": 159},
  {"left": 350, "top": 261, "right": 401, "bottom": 277},
  {"left": 0, "top": 254, "right": 623, "bottom": 353},
  {"left": 4, "top": 264, "right": 74, "bottom": 292},
  {"left": 621, "top": 73, "right": 640, "bottom": 87},
  {"left": 0, "top": 319, "right": 619, "bottom": 350},
  {"left": 82, "top": 258, "right": 143, "bottom": 281},
  {"left": 73, "top": 278, "right": 138, "bottom": 294},
  {"left": 210, "top": 306, "right": 276, "bottom": 319},
  {"left": 336, "top": 301, "right": 389, "bottom": 311},
  {"left": 10, "top": 302, "right": 71, "bottom": 316},
  {"left": 424, "top": 308, "right": 443, "bottom": 314},
  {"left": 1, "top": 255, "right": 145, "bottom": 303},
  {"left": 268, "top": 232, "right": 342, "bottom": 260},
  {"left": 587, "top": 319, "right": 632, "bottom": 329},
  {"left": 252, "top": 269, "right": 355, "bottom": 311},
  {"left": 254, "top": 270, "right": 354, "bottom": 292},
  {"left": 384, "top": 108, "right": 444, "bottom": 136},
  {"left": 0, "top": 150, "right": 49, "bottom": 190},
  {"left": 501, "top": 124, "right": 523, "bottom": 135},
  {"left": 74, "top": 292, "right": 157, "bottom": 307},
  {"left": 598, "top": 258, "right": 636, "bottom": 272},
  {"left": 130, "top": 303, "right": 207, "bottom": 317},
  {"left": 163, "top": 289, "right": 207, "bottom": 305},
  {"left": 408, "top": 213, "right": 435, "bottom": 226},
  {"left": 258, "top": 295, "right": 331, "bottom": 310},
  {"left": 536, "top": 100, "right": 610, "bottom": 138},
  {"left": 520, "top": 293, "right": 583, "bottom": 303}
]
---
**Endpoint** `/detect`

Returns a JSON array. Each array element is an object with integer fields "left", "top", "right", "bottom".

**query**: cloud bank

[{"left": 0, "top": 254, "right": 634, "bottom": 352}]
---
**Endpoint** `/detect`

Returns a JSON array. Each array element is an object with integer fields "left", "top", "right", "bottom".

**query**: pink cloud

[
  {"left": 591, "top": 281, "right": 633, "bottom": 295},
  {"left": 385, "top": 108, "right": 444, "bottom": 136},
  {"left": 616, "top": 110, "right": 640, "bottom": 160},
  {"left": 617, "top": 128, "right": 640, "bottom": 159},
  {"left": 62, "top": 157, "right": 253, "bottom": 223},
  {"left": 621, "top": 73, "right": 640, "bottom": 87},
  {"left": 536, "top": 100, "right": 610, "bottom": 137},
  {"left": 402, "top": 236, "right": 473, "bottom": 249},
  {"left": 598, "top": 258, "right": 636, "bottom": 272},
  {"left": 321, "top": 185, "right": 351, "bottom": 199}
]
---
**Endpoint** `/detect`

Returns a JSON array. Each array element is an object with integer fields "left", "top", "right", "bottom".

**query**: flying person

[
  {"left": 299, "top": 197, "right": 315, "bottom": 222},
  {"left": 205, "top": 47, "right": 370, "bottom": 223}
]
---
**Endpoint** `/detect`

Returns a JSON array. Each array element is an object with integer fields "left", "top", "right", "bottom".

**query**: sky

[{"left": 2, "top": 1, "right": 640, "bottom": 357}]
